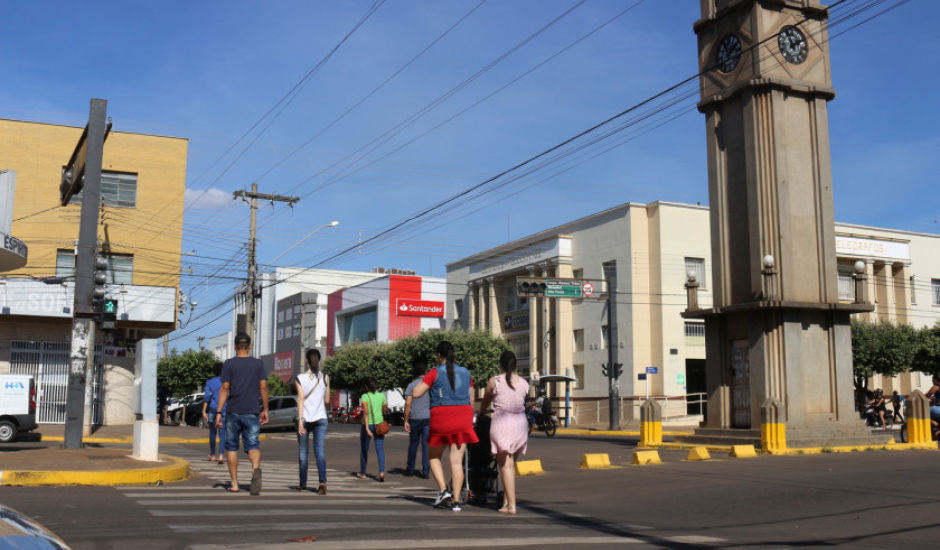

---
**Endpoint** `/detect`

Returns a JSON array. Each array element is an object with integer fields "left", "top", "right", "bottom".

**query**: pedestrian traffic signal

[
  {"left": 517, "top": 277, "right": 547, "bottom": 297},
  {"left": 101, "top": 298, "right": 118, "bottom": 325},
  {"left": 601, "top": 363, "right": 623, "bottom": 378}
]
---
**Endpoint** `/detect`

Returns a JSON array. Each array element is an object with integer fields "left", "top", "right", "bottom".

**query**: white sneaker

[
  {"left": 433, "top": 490, "right": 452, "bottom": 508},
  {"left": 451, "top": 501, "right": 462, "bottom": 512}
]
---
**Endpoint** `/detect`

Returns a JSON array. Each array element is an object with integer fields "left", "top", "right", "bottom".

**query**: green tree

[
  {"left": 913, "top": 322, "right": 940, "bottom": 375},
  {"left": 157, "top": 348, "right": 219, "bottom": 397},
  {"left": 323, "top": 329, "right": 509, "bottom": 392},
  {"left": 266, "top": 373, "right": 292, "bottom": 396},
  {"left": 851, "top": 319, "right": 918, "bottom": 389}
]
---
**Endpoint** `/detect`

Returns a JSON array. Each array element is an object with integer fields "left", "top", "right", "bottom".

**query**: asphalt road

[{"left": 1, "top": 423, "right": 937, "bottom": 549}]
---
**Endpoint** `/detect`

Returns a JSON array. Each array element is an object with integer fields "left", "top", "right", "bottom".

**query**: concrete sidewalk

[{"left": 0, "top": 423, "right": 210, "bottom": 487}]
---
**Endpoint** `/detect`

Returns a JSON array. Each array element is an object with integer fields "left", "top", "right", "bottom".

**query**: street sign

[
  {"left": 646, "top": 366, "right": 658, "bottom": 374},
  {"left": 545, "top": 279, "right": 582, "bottom": 298},
  {"left": 582, "top": 281, "right": 594, "bottom": 297},
  {"left": 637, "top": 373, "right": 647, "bottom": 380}
]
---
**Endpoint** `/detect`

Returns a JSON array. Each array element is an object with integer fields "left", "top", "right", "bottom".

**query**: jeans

[
  {"left": 407, "top": 418, "right": 430, "bottom": 475},
  {"left": 225, "top": 413, "right": 261, "bottom": 452},
  {"left": 207, "top": 410, "right": 226, "bottom": 456},
  {"left": 360, "top": 423, "right": 385, "bottom": 475},
  {"left": 298, "top": 419, "right": 328, "bottom": 487}
]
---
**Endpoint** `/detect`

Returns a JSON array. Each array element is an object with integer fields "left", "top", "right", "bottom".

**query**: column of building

[
  {"left": 527, "top": 265, "right": 539, "bottom": 380},
  {"left": 487, "top": 276, "right": 501, "bottom": 338},
  {"left": 468, "top": 281, "right": 477, "bottom": 330}
]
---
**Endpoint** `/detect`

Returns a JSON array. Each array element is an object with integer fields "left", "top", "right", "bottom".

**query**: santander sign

[{"left": 396, "top": 299, "right": 445, "bottom": 317}]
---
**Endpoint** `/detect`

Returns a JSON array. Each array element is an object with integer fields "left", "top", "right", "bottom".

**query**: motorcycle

[
  {"left": 527, "top": 411, "right": 558, "bottom": 437},
  {"left": 864, "top": 406, "right": 893, "bottom": 429}
]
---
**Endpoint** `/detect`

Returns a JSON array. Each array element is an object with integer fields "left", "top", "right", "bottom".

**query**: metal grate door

[{"left": 10, "top": 340, "right": 103, "bottom": 424}]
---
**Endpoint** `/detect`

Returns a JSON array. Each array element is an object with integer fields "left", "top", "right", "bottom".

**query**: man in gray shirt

[{"left": 404, "top": 362, "right": 431, "bottom": 478}]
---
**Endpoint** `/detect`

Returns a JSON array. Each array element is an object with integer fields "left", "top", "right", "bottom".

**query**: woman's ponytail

[
  {"left": 499, "top": 350, "right": 517, "bottom": 390},
  {"left": 437, "top": 340, "right": 456, "bottom": 391}
]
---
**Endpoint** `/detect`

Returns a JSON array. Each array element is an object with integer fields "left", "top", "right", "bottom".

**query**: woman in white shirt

[{"left": 295, "top": 348, "right": 330, "bottom": 494}]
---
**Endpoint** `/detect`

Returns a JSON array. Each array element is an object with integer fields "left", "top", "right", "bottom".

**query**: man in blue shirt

[
  {"left": 215, "top": 333, "right": 269, "bottom": 495},
  {"left": 201, "top": 362, "right": 226, "bottom": 463}
]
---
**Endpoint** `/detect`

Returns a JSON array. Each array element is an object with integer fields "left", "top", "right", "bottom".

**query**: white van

[{"left": 0, "top": 374, "right": 38, "bottom": 442}]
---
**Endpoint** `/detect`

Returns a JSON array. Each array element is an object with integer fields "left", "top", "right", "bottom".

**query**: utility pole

[
  {"left": 603, "top": 263, "right": 621, "bottom": 430},
  {"left": 233, "top": 184, "right": 299, "bottom": 350},
  {"left": 60, "top": 99, "right": 108, "bottom": 448}
]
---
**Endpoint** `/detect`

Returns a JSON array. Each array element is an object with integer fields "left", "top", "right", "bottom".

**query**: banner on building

[
  {"left": 274, "top": 351, "right": 293, "bottom": 382},
  {"left": 396, "top": 299, "right": 444, "bottom": 317}
]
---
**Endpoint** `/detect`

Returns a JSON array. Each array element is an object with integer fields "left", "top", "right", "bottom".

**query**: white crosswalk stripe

[{"left": 119, "top": 446, "right": 727, "bottom": 548}]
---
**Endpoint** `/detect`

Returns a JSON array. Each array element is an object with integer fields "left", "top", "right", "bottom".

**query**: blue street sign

[{"left": 646, "top": 366, "right": 658, "bottom": 374}]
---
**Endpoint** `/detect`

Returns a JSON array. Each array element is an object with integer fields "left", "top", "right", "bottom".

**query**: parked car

[
  {"left": 168, "top": 393, "right": 203, "bottom": 425},
  {"left": 183, "top": 395, "right": 208, "bottom": 427},
  {"left": 0, "top": 374, "right": 38, "bottom": 443},
  {"left": 263, "top": 395, "right": 298, "bottom": 431}
]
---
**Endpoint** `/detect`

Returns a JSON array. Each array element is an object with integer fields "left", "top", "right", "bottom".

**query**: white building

[{"left": 446, "top": 201, "right": 940, "bottom": 426}]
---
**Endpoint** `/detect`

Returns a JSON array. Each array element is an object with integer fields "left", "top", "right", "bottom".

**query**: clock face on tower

[
  {"left": 778, "top": 26, "right": 808, "bottom": 64},
  {"left": 715, "top": 34, "right": 742, "bottom": 73}
]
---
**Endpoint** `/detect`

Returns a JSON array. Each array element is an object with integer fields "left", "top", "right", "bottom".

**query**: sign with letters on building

[{"left": 396, "top": 299, "right": 444, "bottom": 317}]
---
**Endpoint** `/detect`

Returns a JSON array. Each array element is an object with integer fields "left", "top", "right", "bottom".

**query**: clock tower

[{"left": 684, "top": 0, "right": 886, "bottom": 447}]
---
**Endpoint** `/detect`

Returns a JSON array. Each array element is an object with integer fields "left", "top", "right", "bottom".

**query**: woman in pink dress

[{"left": 479, "top": 350, "right": 529, "bottom": 514}]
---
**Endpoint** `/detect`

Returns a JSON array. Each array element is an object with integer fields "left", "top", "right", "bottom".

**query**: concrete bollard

[
  {"left": 580, "top": 453, "right": 611, "bottom": 469},
  {"left": 906, "top": 389, "right": 931, "bottom": 444},
  {"left": 686, "top": 447, "right": 711, "bottom": 461},
  {"left": 760, "top": 397, "right": 786, "bottom": 453},
  {"left": 639, "top": 399, "right": 662, "bottom": 448},
  {"left": 632, "top": 450, "right": 661, "bottom": 465},
  {"left": 515, "top": 459, "right": 544, "bottom": 476},
  {"left": 730, "top": 445, "right": 757, "bottom": 458}
]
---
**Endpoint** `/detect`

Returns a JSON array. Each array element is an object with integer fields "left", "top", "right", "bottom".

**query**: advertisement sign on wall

[
  {"left": 396, "top": 299, "right": 444, "bottom": 317},
  {"left": 274, "top": 351, "right": 293, "bottom": 382}
]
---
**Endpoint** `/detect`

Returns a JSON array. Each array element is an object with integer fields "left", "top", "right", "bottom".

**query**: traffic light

[
  {"left": 101, "top": 298, "right": 118, "bottom": 326},
  {"left": 517, "top": 277, "right": 547, "bottom": 297},
  {"left": 601, "top": 363, "right": 623, "bottom": 378},
  {"left": 92, "top": 255, "right": 108, "bottom": 313}
]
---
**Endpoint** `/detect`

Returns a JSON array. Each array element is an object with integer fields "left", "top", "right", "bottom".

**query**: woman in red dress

[{"left": 412, "top": 340, "right": 477, "bottom": 511}]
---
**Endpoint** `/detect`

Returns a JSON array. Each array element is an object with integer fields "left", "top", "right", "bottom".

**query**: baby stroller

[{"left": 464, "top": 414, "right": 500, "bottom": 507}]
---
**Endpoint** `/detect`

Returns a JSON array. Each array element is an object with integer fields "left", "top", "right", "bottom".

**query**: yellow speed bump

[
  {"left": 686, "top": 447, "right": 711, "bottom": 461},
  {"left": 632, "top": 450, "right": 661, "bottom": 465},
  {"left": 514, "top": 459, "right": 543, "bottom": 476},
  {"left": 579, "top": 453, "right": 611, "bottom": 469},
  {"left": 730, "top": 445, "right": 757, "bottom": 458}
]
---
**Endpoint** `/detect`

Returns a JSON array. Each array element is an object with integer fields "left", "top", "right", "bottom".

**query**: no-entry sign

[{"left": 582, "top": 281, "right": 594, "bottom": 297}]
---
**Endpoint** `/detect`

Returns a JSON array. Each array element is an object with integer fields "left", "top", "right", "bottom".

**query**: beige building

[
  {"left": 0, "top": 118, "right": 187, "bottom": 425},
  {"left": 446, "top": 201, "right": 940, "bottom": 426}
]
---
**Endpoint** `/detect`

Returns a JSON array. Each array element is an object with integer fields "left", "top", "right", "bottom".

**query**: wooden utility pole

[{"left": 233, "top": 184, "right": 299, "bottom": 350}]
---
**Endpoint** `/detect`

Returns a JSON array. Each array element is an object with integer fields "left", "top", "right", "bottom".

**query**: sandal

[
  {"left": 498, "top": 505, "right": 516, "bottom": 515},
  {"left": 378, "top": 473, "right": 385, "bottom": 482},
  {"left": 355, "top": 473, "right": 368, "bottom": 480}
]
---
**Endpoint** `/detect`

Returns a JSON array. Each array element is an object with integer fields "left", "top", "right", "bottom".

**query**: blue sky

[{"left": 2, "top": 0, "right": 936, "bottom": 350}]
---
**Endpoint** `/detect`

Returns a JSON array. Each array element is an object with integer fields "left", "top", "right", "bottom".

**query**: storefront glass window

[{"left": 340, "top": 308, "right": 377, "bottom": 344}]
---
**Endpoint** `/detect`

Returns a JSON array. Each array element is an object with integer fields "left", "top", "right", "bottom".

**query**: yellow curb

[
  {"left": 632, "top": 450, "right": 662, "bottom": 465},
  {"left": 765, "top": 442, "right": 938, "bottom": 455},
  {"left": 42, "top": 434, "right": 269, "bottom": 445},
  {"left": 514, "top": 459, "right": 544, "bottom": 476},
  {"left": 557, "top": 428, "right": 693, "bottom": 437},
  {"left": 0, "top": 453, "right": 191, "bottom": 486},
  {"left": 639, "top": 442, "right": 734, "bottom": 452},
  {"left": 579, "top": 453, "right": 612, "bottom": 469}
]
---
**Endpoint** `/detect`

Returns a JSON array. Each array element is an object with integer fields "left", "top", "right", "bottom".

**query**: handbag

[{"left": 375, "top": 420, "right": 390, "bottom": 436}]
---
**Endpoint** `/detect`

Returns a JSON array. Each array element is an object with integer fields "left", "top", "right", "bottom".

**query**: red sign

[
  {"left": 582, "top": 281, "right": 595, "bottom": 297},
  {"left": 274, "top": 351, "right": 293, "bottom": 382},
  {"left": 396, "top": 299, "right": 444, "bottom": 317}
]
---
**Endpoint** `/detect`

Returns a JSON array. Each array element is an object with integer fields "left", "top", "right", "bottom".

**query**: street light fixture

[{"left": 262, "top": 220, "right": 340, "bottom": 269}]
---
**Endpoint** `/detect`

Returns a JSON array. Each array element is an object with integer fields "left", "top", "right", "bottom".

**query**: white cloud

[{"left": 184, "top": 188, "right": 232, "bottom": 210}]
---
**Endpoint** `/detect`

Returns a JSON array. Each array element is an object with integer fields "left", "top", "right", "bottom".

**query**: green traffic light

[{"left": 104, "top": 300, "right": 117, "bottom": 313}]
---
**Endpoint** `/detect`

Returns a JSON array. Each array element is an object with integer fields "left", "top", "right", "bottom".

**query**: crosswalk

[{"left": 116, "top": 446, "right": 727, "bottom": 549}]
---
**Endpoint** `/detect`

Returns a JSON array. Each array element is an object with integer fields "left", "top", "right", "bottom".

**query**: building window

[
  {"left": 55, "top": 250, "right": 133, "bottom": 284},
  {"left": 685, "top": 257, "right": 706, "bottom": 288},
  {"left": 933, "top": 279, "right": 940, "bottom": 306},
  {"left": 454, "top": 299, "right": 463, "bottom": 327},
  {"left": 572, "top": 268, "right": 584, "bottom": 280},
  {"left": 684, "top": 322, "right": 705, "bottom": 346},
  {"left": 69, "top": 171, "right": 138, "bottom": 208},
  {"left": 910, "top": 275, "right": 916, "bottom": 305},
  {"left": 509, "top": 338, "right": 529, "bottom": 359},
  {"left": 339, "top": 308, "right": 377, "bottom": 344},
  {"left": 573, "top": 364, "right": 584, "bottom": 390},
  {"left": 573, "top": 329, "right": 584, "bottom": 352},
  {"left": 837, "top": 269, "right": 854, "bottom": 302},
  {"left": 600, "top": 325, "right": 608, "bottom": 350}
]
